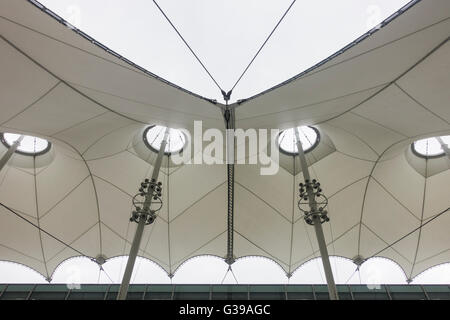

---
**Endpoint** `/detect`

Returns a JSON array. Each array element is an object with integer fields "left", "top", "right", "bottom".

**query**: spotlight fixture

[
  {"left": 130, "top": 178, "right": 163, "bottom": 225},
  {"left": 298, "top": 179, "right": 329, "bottom": 225}
]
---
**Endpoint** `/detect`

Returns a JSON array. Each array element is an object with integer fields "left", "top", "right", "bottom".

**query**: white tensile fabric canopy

[{"left": 0, "top": 0, "right": 449, "bottom": 281}]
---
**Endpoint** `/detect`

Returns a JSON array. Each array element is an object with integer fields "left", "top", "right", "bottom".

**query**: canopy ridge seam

[
  {"left": 350, "top": 111, "right": 411, "bottom": 138},
  {"left": 361, "top": 222, "right": 415, "bottom": 265},
  {"left": 85, "top": 148, "right": 139, "bottom": 162},
  {"left": 237, "top": 83, "right": 388, "bottom": 120},
  {"left": 234, "top": 231, "right": 289, "bottom": 267},
  {"left": 0, "top": 165, "right": 34, "bottom": 178},
  {"left": 46, "top": 222, "right": 99, "bottom": 263},
  {"left": 409, "top": 149, "right": 429, "bottom": 279},
  {"left": 0, "top": 201, "right": 91, "bottom": 260},
  {"left": 234, "top": 181, "right": 291, "bottom": 224},
  {"left": 51, "top": 139, "right": 104, "bottom": 257},
  {"left": 322, "top": 122, "right": 381, "bottom": 157},
  {"left": 33, "top": 155, "right": 50, "bottom": 280},
  {"left": 0, "top": 204, "right": 36, "bottom": 221},
  {"left": 100, "top": 222, "right": 169, "bottom": 268},
  {"left": 168, "top": 180, "right": 227, "bottom": 223},
  {"left": 50, "top": 111, "right": 109, "bottom": 137},
  {"left": 0, "top": 35, "right": 154, "bottom": 125},
  {"left": 371, "top": 176, "right": 421, "bottom": 222},
  {"left": 38, "top": 175, "right": 90, "bottom": 220},
  {"left": 394, "top": 82, "right": 450, "bottom": 125},
  {"left": 67, "top": 81, "right": 223, "bottom": 120},
  {"left": 292, "top": 222, "right": 359, "bottom": 267},
  {"left": 81, "top": 123, "right": 138, "bottom": 157},
  {"left": 356, "top": 124, "right": 450, "bottom": 257},
  {"left": 0, "top": 81, "right": 61, "bottom": 127},
  {"left": 0, "top": 242, "right": 44, "bottom": 263},
  {"left": 316, "top": 37, "right": 450, "bottom": 126},
  {"left": 171, "top": 231, "right": 227, "bottom": 269},
  {"left": 416, "top": 245, "right": 450, "bottom": 265},
  {"left": 357, "top": 149, "right": 387, "bottom": 255},
  {"left": 22, "top": 1, "right": 219, "bottom": 105}
]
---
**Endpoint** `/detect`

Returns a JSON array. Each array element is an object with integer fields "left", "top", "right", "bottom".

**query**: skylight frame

[
  {"left": 277, "top": 126, "right": 320, "bottom": 156},
  {"left": 1, "top": 133, "right": 51, "bottom": 156},
  {"left": 411, "top": 136, "right": 450, "bottom": 159},
  {"left": 143, "top": 125, "right": 186, "bottom": 155}
]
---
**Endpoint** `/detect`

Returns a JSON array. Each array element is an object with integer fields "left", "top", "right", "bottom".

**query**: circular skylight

[
  {"left": 277, "top": 126, "right": 319, "bottom": 155},
  {"left": 2, "top": 133, "right": 50, "bottom": 155},
  {"left": 144, "top": 125, "right": 186, "bottom": 154},
  {"left": 413, "top": 136, "right": 450, "bottom": 157}
]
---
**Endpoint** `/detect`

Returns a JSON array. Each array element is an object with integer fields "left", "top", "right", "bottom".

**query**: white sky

[
  {"left": 39, "top": 0, "right": 411, "bottom": 102},
  {"left": 3, "top": 0, "right": 448, "bottom": 286}
]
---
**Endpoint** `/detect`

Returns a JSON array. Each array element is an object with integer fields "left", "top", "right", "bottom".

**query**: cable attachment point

[
  {"left": 221, "top": 90, "right": 232, "bottom": 102},
  {"left": 225, "top": 256, "right": 235, "bottom": 266},
  {"left": 130, "top": 178, "right": 163, "bottom": 225},
  {"left": 224, "top": 109, "right": 231, "bottom": 123},
  {"left": 94, "top": 254, "right": 107, "bottom": 266},
  {"left": 352, "top": 255, "right": 365, "bottom": 267},
  {"left": 298, "top": 179, "right": 329, "bottom": 225}
]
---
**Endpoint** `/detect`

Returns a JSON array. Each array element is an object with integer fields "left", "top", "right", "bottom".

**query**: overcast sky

[
  {"left": 3, "top": 0, "right": 448, "bottom": 286},
  {"left": 38, "top": 0, "right": 411, "bottom": 102}
]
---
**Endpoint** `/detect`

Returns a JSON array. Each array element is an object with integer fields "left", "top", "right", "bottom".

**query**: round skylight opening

[
  {"left": 144, "top": 125, "right": 186, "bottom": 154},
  {"left": 277, "top": 126, "right": 319, "bottom": 155},
  {"left": 1, "top": 133, "right": 51, "bottom": 155},
  {"left": 412, "top": 136, "right": 450, "bottom": 158}
]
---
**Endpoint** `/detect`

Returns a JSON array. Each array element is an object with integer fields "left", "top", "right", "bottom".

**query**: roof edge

[
  {"left": 26, "top": 0, "right": 220, "bottom": 106},
  {"left": 236, "top": 0, "right": 422, "bottom": 106}
]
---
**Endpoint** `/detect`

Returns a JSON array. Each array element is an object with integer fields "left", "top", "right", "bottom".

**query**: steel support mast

[
  {"left": 0, "top": 135, "right": 24, "bottom": 172},
  {"left": 437, "top": 137, "right": 450, "bottom": 161},
  {"left": 294, "top": 129, "right": 339, "bottom": 300},
  {"left": 117, "top": 128, "right": 169, "bottom": 300}
]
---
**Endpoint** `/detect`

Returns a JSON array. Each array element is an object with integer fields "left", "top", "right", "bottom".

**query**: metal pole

[
  {"left": 117, "top": 128, "right": 169, "bottom": 300},
  {"left": 294, "top": 129, "right": 339, "bottom": 300},
  {"left": 437, "top": 137, "right": 450, "bottom": 161},
  {"left": 0, "top": 135, "right": 24, "bottom": 172}
]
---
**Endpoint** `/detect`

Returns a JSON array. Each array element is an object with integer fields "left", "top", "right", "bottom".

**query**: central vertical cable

[
  {"left": 226, "top": 163, "right": 235, "bottom": 264},
  {"left": 224, "top": 105, "right": 235, "bottom": 265}
]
